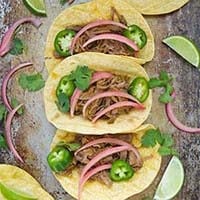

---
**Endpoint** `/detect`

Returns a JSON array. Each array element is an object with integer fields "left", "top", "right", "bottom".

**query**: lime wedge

[
  {"left": 154, "top": 156, "right": 184, "bottom": 200},
  {"left": 163, "top": 35, "right": 200, "bottom": 67},
  {"left": 0, "top": 182, "right": 37, "bottom": 200},
  {"left": 23, "top": 0, "right": 46, "bottom": 16}
]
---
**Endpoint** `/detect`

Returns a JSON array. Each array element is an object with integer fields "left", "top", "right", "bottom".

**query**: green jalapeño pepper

[
  {"left": 110, "top": 160, "right": 134, "bottom": 182},
  {"left": 128, "top": 77, "right": 149, "bottom": 103},
  {"left": 123, "top": 25, "right": 147, "bottom": 49},
  {"left": 54, "top": 29, "right": 76, "bottom": 57},
  {"left": 47, "top": 146, "right": 73, "bottom": 173},
  {"left": 56, "top": 75, "right": 75, "bottom": 97}
]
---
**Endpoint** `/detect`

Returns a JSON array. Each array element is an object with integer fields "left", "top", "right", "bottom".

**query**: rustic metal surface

[{"left": 0, "top": 0, "right": 199, "bottom": 200}]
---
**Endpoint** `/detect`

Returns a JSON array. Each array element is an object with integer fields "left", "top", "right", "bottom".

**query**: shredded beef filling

[
  {"left": 73, "top": 7, "right": 132, "bottom": 56},
  {"left": 73, "top": 24, "right": 134, "bottom": 56},
  {"left": 74, "top": 74, "right": 131, "bottom": 123},
  {"left": 73, "top": 134, "right": 142, "bottom": 186}
]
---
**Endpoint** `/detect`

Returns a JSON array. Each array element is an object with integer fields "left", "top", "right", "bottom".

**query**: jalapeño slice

[
  {"left": 54, "top": 29, "right": 75, "bottom": 57},
  {"left": 123, "top": 25, "right": 147, "bottom": 49},
  {"left": 110, "top": 160, "right": 134, "bottom": 182},
  {"left": 128, "top": 77, "right": 149, "bottom": 103}
]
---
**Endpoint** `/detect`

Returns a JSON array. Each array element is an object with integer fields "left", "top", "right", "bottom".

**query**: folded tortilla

[
  {"left": 125, "top": 0, "right": 189, "bottom": 15},
  {"left": 0, "top": 164, "right": 54, "bottom": 200},
  {"left": 44, "top": 52, "right": 152, "bottom": 134},
  {"left": 45, "top": 0, "right": 154, "bottom": 72},
  {"left": 50, "top": 124, "right": 161, "bottom": 200}
]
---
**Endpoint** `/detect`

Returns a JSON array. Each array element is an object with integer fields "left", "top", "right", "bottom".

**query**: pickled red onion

[
  {"left": 5, "top": 104, "right": 24, "bottom": 163},
  {"left": 0, "top": 17, "right": 42, "bottom": 56},
  {"left": 83, "top": 33, "right": 139, "bottom": 52},
  {"left": 70, "top": 20, "right": 127, "bottom": 54}
]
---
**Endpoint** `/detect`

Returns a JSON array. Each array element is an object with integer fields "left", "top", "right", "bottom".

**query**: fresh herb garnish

[
  {"left": 148, "top": 71, "right": 173, "bottom": 104},
  {"left": 57, "top": 141, "right": 81, "bottom": 151},
  {"left": 19, "top": 73, "right": 45, "bottom": 91},
  {"left": 0, "top": 104, "right": 7, "bottom": 121},
  {"left": 56, "top": 93, "right": 70, "bottom": 113},
  {"left": 69, "top": 66, "right": 92, "bottom": 91},
  {"left": 66, "top": 142, "right": 81, "bottom": 151},
  {"left": 9, "top": 37, "right": 24, "bottom": 55},
  {"left": 60, "top": 0, "right": 66, "bottom": 5},
  {"left": 0, "top": 134, "right": 7, "bottom": 149},
  {"left": 11, "top": 98, "right": 24, "bottom": 115},
  {"left": 142, "top": 129, "right": 178, "bottom": 156}
]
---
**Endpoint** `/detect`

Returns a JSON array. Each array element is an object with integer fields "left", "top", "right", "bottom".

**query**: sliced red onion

[
  {"left": 70, "top": 89, "right": 82, "bottom": 117},
  {"left": 83, "top": 33, "right": 139, "bottom": 52},
  {"left": 78, "top": 164, "right": 112, "bottom": 200},
  {"left": 70, "top": 20, "right": 127, "bottom": 54},
  {"left": 91, "top": 72, "right": 113, "bottom": 84},
  {"left": 75, "top": 137, "right": 141, "bottom": 160},
  {"left": 0, "top": 18, "right": 42, "bottom": 56},
  {"left": 1, "top": 62, "right": 33, "bottom": 111},
  {"left": 5, "top": 104, "right": 24, "bottom": 163},
  {"left": 166, "top": 92, "right": 200, "bottom": 133},
  {"left": 83, "top": 91, "right": 144, "bottom": 117},
  {"left": 70, "top": 72, "right": 113, "bottom": 117},
  {"left": 79, "top": 145, "right": 129, "bottom": 184},
  {"left": 92, "top": 101, "right": 144, "bottom": 123}
]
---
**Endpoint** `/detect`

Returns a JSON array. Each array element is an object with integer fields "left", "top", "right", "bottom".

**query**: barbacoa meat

[
  {"left": 73, "top": 134, "right": 143, "bottom": 186},
  {"left": 75, "top": 74, "right": 131, "bottom": 123}
]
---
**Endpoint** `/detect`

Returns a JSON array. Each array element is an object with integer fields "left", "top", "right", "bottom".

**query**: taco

[
  {"left": 0, "top": 164, "right": 54, "bottom": 200},
  {"left": 44, "top": 52, "right": 152, "bottom": 134},
  {"left": 47, "top": 124, "right": 161, "bottom": 200},
  {"left": 45, "top": 0, "right": 154, "bottom": 72},
  {"left": 125, "top": 0, "right": 189, "bottom": 15}
]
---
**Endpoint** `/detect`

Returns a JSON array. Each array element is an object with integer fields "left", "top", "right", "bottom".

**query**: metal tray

[{"left": 0, "top": 0, "right": 199, "bottom": 199}]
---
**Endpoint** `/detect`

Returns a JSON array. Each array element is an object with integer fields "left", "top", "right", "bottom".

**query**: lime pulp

[
  {"left": 154, "top": 156, "right": 184, "bottom": 200},
  {"left": 23, "top": 0, "right": 46, "bottom": 16},
  {"left": 0, "top": 182, "right": 37, "bottom": 200},
  {"left": 163, "top": 35, "right": 200, "bottom": 67}
]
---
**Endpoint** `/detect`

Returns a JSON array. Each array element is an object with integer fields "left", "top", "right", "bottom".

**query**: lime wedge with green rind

[
  {"left": 0, "top": 182, "right": 37, "bottom": 200},
  {"left": 23, "top": 0, "right": 46, "bottom": 16},
  {"left": 163, "top": 35, "right": 200, "bottom": 67},
  {"left": 154, "top": 156, "right": 184, "bottom": 200}
]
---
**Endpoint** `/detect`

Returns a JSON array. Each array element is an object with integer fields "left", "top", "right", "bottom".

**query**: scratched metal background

[{"left": 0, "top": 0, "right": 200, "bottom": 200}]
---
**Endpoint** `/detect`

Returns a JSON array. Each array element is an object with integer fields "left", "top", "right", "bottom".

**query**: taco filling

[
  {"left": 55, "top": 65, "right": 149, "bottom": 123},
  {"left": 48, "top": 134, "right": 143, "bottom": 200},
  {"left": 53, "top": 8, "right": 147, "bottom": 59}
]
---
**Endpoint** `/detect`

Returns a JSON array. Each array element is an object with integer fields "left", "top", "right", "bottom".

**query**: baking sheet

[{"left": 0, "top": 0, "right": 200, "bottom": 199}]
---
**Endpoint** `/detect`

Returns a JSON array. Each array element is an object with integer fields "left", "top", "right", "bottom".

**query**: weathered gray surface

[{"left": 0, "top": 0, "right": 199, "bottom": 200}]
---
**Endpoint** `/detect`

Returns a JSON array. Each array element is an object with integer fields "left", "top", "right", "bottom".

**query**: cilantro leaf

[
  {"left": 9, "top": 38, "right": 24, "bottom": 55},
  {"left": 56, "top": 93, "right": 70, "bottom": 113},
  {"left": 0, "top": 104, "right": 7, "bottom": 121},
  {"left": 148, "top": 71, "right": 173, "bottom": 104},
  {"left": 159, "top": 71, "right": 172, "bottom": 82},
  {"left": 159, "top": 91, "right": 173, "bottom": 103},
  {"left": 11, "top": 98, "right": 24, "bottom": 115},
  {"left": 171, "top": 148, "right": 179, "bottom": 156},
  {"left": 60, "top": 0, "right": 66, "bottom": 5},
  {"left": 159, "top": 84, "right": 174, "bottom": 103},
  {"left": 161, "top": 134, "right": 174, "bottom": 147},
  {"left": 158, "top": 146, "right": 172, "bottom": 156},
  {"left": 19, "top": 73, "right": 45, "bottom": 92},
  {"left": 148, "top": 78, "right": 167, "bottom": 89},
  {"left": 57, "top": 141, "right": 81, "bottom": 151},
  {"left": 66, "top": 142, "right": 81, "bottom": 151},
  {"left": 155, "top": 129, "right": 164, "bottom": 145},
  {"left": 141, "top": 129, "right": 158, "bottom": 147},
  {"left": 142, "top": 128, "right": 177, "bottom": 157},
  {"left": 70, "top": 66, "right": 92, "bottom": 91},
  {"left": 0, "top": 134, "right": 7, "bottom": 149}
]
